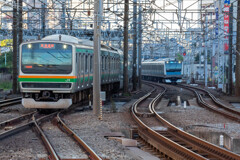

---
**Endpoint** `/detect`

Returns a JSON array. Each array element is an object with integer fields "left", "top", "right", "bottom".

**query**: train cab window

[
  {"left": 90, "top": 56, "right": 93, "bottom": 72},
  {"left": 85, "top": 55, "right": 88, "bottom": 72}
]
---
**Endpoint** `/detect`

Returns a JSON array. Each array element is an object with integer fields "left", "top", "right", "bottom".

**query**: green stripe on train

[{"left": 18, "top": 78, "right": 77, "bottom": 82}]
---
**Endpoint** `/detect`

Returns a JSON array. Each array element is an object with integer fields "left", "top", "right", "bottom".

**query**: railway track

[
  {"left": 32, "top": 110, "right": 102, "bottom": 160},
  {"left": 0, "top": 106, "right": 102, "bottom": 160},
  {"left": 0, "top": 97, "right": 22, "bottom": 108},
  {"left": 179, "top": 84, "right": 240, "bottom": 122},
  {"left": 131, "top": 81, "right": 240, "bottom": 159},
  {"left": 0, "top": 111, "right": 36, "bottom": 139}
]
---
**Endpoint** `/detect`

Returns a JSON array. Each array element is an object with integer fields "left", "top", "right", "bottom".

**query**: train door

[
  {"left": 101, "top": 55, "right": 104, "bottom": 83},
  {"left": 111, "top": 56, "right": 114, "bottom": 82},
  {"left": 77, "top": 52, "right": 82, "bottom": 89},
  {"left": 76, "top": 52, "right": 80, "bottom": 90},
  {"left": 90, "top": 55, "right": 93, "bottom": 85},
  {"left": 81, "top": 54, "right": 85, "bottom": 88},
  {"left": 84, "top": 54, "right": 89, "bottom": 88},
  {"left": 108, "top": 52, "right": 111, "bottom": 82},
  {"left": 86, "top": 54, "right": 90, "bottom": 87}
]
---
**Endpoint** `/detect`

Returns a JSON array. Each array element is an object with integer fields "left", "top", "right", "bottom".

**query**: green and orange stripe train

[{"left": 19, "top": 34, "right": 131, "bottom": 109}]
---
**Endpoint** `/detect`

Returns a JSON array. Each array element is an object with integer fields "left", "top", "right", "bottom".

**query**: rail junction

[{"left": 1, "top": 0, "right": 240, "bottom": 159}]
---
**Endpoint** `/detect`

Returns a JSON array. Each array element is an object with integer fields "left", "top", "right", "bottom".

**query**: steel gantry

[{"left": 0, "top": 0, "right": 239, "bottom": 94}]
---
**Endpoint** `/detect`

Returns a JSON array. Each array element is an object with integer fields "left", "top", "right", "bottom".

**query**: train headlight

[
  {"left": 178, "top": 61, "right": 181, "bottom": 63},
  {"left": 63, "top": 44, "right": 67, "bottom": 49},
  {"left": 27, "top": 44, "right": 32, "bottom": 49},
  {"left": 166, "top": 61, "right": 169, "bottom": 64}
]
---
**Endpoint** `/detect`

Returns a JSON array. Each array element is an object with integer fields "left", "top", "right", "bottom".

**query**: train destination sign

[{"left": 39, "top": 44, "right": 55, "bottom": 49}]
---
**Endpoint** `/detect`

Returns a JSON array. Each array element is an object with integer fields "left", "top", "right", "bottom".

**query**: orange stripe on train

[{"left": 18, "top": 75, "right": 77, "bottom": 79}]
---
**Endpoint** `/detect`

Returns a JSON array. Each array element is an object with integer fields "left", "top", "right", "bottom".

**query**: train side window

[
  {"left": 76, "top": 53, "right": 78, "bottom": 63},
  {"left": 105, "top": 57, "right": 107, "bottom": 70},
  {"left": 115, "top": 58, "right": 116, "bottom": 69},
  {"left": 78, "top": 53, "right": 81, "bottom": 73},
  {"left": 113, "top": 58, "right": 115, "bottom": 69},
  {"left": 81, "top": 54, "right": 84, "bottom": 73},
  {"left": 90, "top": 55, "right": 93, "bottom": 72},
  {"left": 107, "top": 56, "right": 110, "bottom": 69},
  {"left": 85, "top": 55, "right": 88, "bottom": 73},
  {"left": 112, "top": 57, "right": 114, "bottom": 69},
  {"left": 101, "top": 56, "right": 104, "bottom": 70}
]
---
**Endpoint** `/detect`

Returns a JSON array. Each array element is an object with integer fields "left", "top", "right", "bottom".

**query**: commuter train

[
  {"left": 19, "top": 34, "right": 131, "bottom": 109},
  {"left": 142, "top": 58, "right": 183, "bottom": 83}
]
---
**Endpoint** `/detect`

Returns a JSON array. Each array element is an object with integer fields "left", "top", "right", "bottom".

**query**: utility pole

[
  {"left": 199, "top": 0, "right": 203, "bottom": 80},
  {"left": 235, "top": 0, "right": 240, "bottom": 96},
  {"left": 12, "top": 0, "right": 18, "bottom": 94},
  {"left": 41, "top": 2, "right": 46, "bottom": 38},
  {"left": 18, "top": 0, "right": 22, "bottom": 45},
  {"left": 228, "top": 5, "right": 233, "bottom": 95},
  {"left": 18, "top": 0, "right": 23, "bottom": 93},
  {"left": 93, "top": 0, "right": 102, "bottom": 116},
  {"left": 132, "top": 0, "right": 137, "bottom": 91},
  {"left": 138, "top": 5, "right": 142, "bottom": 89},
  {"left": 61, "top": 1, "right": 66, "bottom": 33},
  {"left": 123, "top": 0, "right": 129, "bottom": 93},
  {"left": 218, "top": 0, "right": 224, "bottom": 89},
  {"left": 211, "top": 29, "right": 216, "bottom": 87},
  {"left": 204, "top": 14, "right": 208, "bottom": 87}
]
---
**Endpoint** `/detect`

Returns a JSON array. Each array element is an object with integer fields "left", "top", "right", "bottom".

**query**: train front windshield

[
  {"left": 166, "top": 62, "right": 182, "bottom": 74},
  {"left": 21, "top": 43, "right": 72, "bottom": 74}
]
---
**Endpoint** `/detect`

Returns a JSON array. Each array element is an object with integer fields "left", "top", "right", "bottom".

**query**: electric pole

[
  {"left": 235, "top": 0, "right": 240, "bottom": 96},
  {"left": 132, "top": 0, "right": 137, "bottom": 91},
  {"left": 93, "top": 0, "right": 102, "bottom": 116},
  {"left": 12, "top": 0, "right": 18, "bottom": 94},
  {"left": 123, "top": 0, "right": 129, "bottom": 93},
  {"left": 41, "top": 2, "right": 46, "bottom": 38},
  {"left": 18, "top": 0, "right": 22, "bottom": 45},
  {"left": 138, "top": 5, "right": 142, "bottom": 89},
  {"left": 204, "top": 14, "right": 208, "bottom": 87},
  {"left": 228, "top": 5, "right": 233, "bottom": 95}
]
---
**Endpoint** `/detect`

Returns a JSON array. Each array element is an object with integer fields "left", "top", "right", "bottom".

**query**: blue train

[{"left": 142, "top": 58, "right": 183, "bottom": 83}]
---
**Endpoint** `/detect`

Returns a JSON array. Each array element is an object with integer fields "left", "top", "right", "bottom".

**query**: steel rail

[
  {"left": 0, "top": 111, "right": 36, "bottom": 129},
  {"left": 179, "top": 85, "right": 240, "bottom": 122},
  {"left": 131, "top": 85, "right": 207, "bottom": 159},
  {"left": 183, "top": 84, "right": 240, "bottom": 116},
  {"left": 32, "top": 112, "right": 59, "bottom": 160},
  {"left": 57, "top": 112, "right": 102, "bottom": 160},
  {"left": 133, "top": 84, "right": 156, "bottom": 117},
  {"left": 0, "top": 121, "right": 33, "bottom": 140},
  {"left": 151, "top": 83, "right": 240, "bottom": 159},
  {"left": 0, "top": 97, "right": 22, "bottom": 108}
]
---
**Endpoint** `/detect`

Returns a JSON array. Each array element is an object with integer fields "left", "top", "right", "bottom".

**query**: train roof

[
  {"left": 142, "top": 59, "right": 165, "bottom": 64},
  {"left": 25, "top": 34, "right": 121, "bottom": 53},
  {"left": 142, "top": 58, "right": 177, "bottom": 63}
]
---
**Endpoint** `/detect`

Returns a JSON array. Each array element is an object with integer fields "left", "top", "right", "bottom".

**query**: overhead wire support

[
  {"left": 204, "top": 12, "right": 208, "bottom": 87},
  {"left": 12, "top": 0, "right": 18, "bottom": 94},
  {"left": 132, "top": 0, "right": 137, "bottom": 91},
  {"left": 228, "top": 5, "right": 233, "bottom": 95},
  {"left": 93, "top": 0, "right": 103, "bottom": 116},
  {"left": 138, "top": 4, "right": 142, "bottom": 89},
  {"left": 235, "top": 0, "right": 240, "bottom": 96},
  {"left": 123, "top": 0, "right": 129, "bottom": 93}
]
